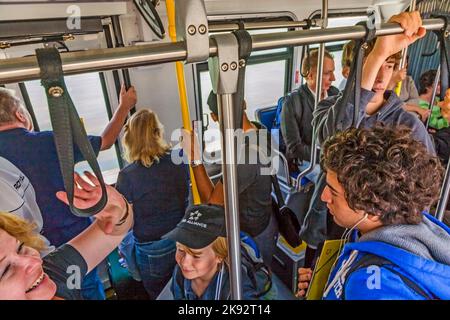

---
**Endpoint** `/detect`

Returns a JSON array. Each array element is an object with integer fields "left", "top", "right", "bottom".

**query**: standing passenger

[
  {"left": 300, "top": 12, "right": 435, "bottom": 267},
  {"left": 0, "top": 85, "right": 137, "bottom": 300},
  {"left": 116, "top": 109, "right": 190, "bottom": 299},
  {"left": 182, "top": 92, "right": 278, "bottom": 266}
]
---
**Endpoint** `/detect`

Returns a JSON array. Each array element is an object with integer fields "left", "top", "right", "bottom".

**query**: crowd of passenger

[{"left": 0, "top": 11, "right": 449, "bottom": 300}]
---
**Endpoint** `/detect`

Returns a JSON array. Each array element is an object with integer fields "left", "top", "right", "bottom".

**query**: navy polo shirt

[{"left": 116, "top": 152, "right": 190, "bottom": 243}]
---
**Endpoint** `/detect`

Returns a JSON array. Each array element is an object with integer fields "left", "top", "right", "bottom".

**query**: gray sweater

[
  {"left": 360, "top": 215, "right": 450, "bottom": 265},
  {"left": 398, "top": 75, "right": 420, "bottom": 105},
  {"left": 313, "top": 88, "right": 436, "bottom": 154},
  {"left": 280, "top": 84, "right": 339, "bottom": 161},
  {"left": 299, "top": 88, "right": 436, "bottom": 248}
]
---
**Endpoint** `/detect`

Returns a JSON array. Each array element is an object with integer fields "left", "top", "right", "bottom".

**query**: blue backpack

[{"left": 240, "top": 232, "right": 275, "bottom": 299}]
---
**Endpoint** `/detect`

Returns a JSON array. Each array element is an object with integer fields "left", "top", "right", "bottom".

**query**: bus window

[
  {"left": 22, "top": 72, "right": 120, "bottom": 182},
  {"left": 196, "top": 27, "right": 293, "bottom": 158},
  {"left": 306, "top": 14, "right": 369, "bottom": 87}
]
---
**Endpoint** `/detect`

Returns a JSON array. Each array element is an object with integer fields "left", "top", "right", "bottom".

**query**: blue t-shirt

[
  {"left": 0, "top": 128, "right": 102, "bottom": 246},
  {"left": 115, "top": 152, "right": 190, "bottom": 243}
]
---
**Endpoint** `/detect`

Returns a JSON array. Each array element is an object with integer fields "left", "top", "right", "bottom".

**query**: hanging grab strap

[
  {"left": 432, "top": 15, "right": 450, "bottom": 100},
  {"left": 35, "top": 48, "right": 108, "bottom": 217},
  {"left": 340, "top": 21, "right": 376, "bottom": 127},
  {"left": 231, "top": 28, "right": 252, "bottom": 129}
]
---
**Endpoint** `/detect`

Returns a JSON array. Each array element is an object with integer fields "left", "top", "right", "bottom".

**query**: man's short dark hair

[
  {"left": 321, "top": 125, "right": 444, "bottom": 225},
  {"left": 419, "top": 69, "right": 437, "bottom": 95}
]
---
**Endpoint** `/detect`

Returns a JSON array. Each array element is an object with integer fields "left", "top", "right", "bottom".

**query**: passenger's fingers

[
  {"left": 403, "top": 13, "right": 415, "bottom": 37},
  {"left": 299, "top": 273, "right": 312, "bottom": 282},
  {"left": 74, "top": 173, "right": 95, "bottom": 191},
  {"left": 296, "top": 289, "right": 306, "bottom": 298},
  {"left": 55, "top": 190, "right": 89, "bottom": 208},
  {"left": 73, "top": 186, "right": 94, "bottom": 200},
  {"left": 55, "top": 191, "right": 69, "bottom": 205},
  {"left": 413, "top": 11, "right": 423, "bottom": 32},
  {"left": 390, "top": 14, "right": 409, "bottom": 36},
  {"left": 120, "top": 84, "right": 125, "bottom": 95},
  {"left": 298, "top": 267, "right": 313, "bottom": 276},
  {"left": 415, "top": 27, "right": 427, "bottom": 40},
  {"left": 298, "top": 282, "right": 309, "bottom": 290},
  {"left": 84, "top": 171, "right": 100, "bottom": 187}
]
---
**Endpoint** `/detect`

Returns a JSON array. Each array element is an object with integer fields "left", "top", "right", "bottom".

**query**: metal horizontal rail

[
  {"left": 208, "top": 19, "right": 319, "bottom": 33},
  {"left": 0, "top": 18, "right": 445, "bottom": 84}
]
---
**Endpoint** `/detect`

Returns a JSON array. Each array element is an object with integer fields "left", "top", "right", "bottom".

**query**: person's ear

[
  {"left": 15, "top": 110, "right": 27, "bottom": 123},
  {"left": 366, "top": 213, "right": 381, "bottom": 223},
  {"left": 342, "top": 66, "right": 350, "bottom": 78}
]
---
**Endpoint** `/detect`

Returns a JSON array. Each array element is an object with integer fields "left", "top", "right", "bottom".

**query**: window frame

[
  {"left": 18, "top": 71, "right": 124, "bottom": 171},
  {"left": 194, "top": 16, "right": 296, "bottom": 157}
]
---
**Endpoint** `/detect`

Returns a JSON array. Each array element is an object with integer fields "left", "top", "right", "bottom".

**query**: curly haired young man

[{"left": 297, "top": 125, "right": 450, "bottom": 300}]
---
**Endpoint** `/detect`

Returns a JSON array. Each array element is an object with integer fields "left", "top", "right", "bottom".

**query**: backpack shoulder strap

[
  {"left": 240, "top": 242, "right": 273, "bottom": 299},
  {"left": 343, "top": 254, "right": 434, "bottom": 300}
]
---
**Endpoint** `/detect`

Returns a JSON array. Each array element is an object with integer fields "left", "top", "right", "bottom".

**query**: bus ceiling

[{"left": 0, "top": 1, "right": 127, "bottom": 21}]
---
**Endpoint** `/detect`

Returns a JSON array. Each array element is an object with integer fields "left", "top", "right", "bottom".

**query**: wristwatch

[{"left": 190, "top": 159, "right": 203, "bottom": 168}]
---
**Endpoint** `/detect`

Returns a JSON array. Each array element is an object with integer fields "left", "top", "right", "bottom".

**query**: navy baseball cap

[{"left": 163, "top": 204, "right": 227, "bottom": 249}]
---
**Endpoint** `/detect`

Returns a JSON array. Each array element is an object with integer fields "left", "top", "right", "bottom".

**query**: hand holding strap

[{"left": 35, "top": 48, "right": 108, "bottom": 217}]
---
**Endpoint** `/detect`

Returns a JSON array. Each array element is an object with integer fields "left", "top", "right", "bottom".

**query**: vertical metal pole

[
  {"left": 218, "top": 93, "right": 242, "bottom": 299},
  {"left": 296, "top": 0, "right": 328, "bottom": 188},
  {"left": 436, "top": 159, "right": 450, "bottom": 221},
  {"left": 211, "top": 33, "right": 242, "bottom": 300},
  {"left": 425, "top": 65, "right": 440, "bottom": 130},
  {"left": 395, "top": 0, "right": 416, "bottom": 96},
  {"left": 314, "top": 0, "right": 328, "bottom": 111}
]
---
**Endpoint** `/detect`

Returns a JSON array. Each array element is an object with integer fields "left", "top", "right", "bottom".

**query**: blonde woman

[
  {"left": 115, "top": 109, "right": 190, "bottom": 299},
  {"left": 0, "top": 172, "right": 133, "bottom": 300}
]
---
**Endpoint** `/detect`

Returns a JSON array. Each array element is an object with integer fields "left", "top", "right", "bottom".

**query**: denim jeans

[
  {"left": 81, "top": 267, "right": 106, "bottom": 300},
  {"left": 119, "top": 231, "right": 142, "bottom": 281},
  {"left": 135, "top": 238, "right": 177, "bottom": 299},
  {"left": 253, "top": 211, "right": 279, "bottom": 267}
]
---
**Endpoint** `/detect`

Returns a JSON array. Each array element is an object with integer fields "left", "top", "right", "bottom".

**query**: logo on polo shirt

[{"left": 14, "top": 174, "right": 25, "bottom": 190}]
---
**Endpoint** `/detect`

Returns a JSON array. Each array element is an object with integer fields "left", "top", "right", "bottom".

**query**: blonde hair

[
  {"left": 122, "top": 109, "right": 171, "bottom": 167},
  {"left": 0, "top": 212, "right": 46, "bottom": 252},
  {"left": 342, "top": 40, "right": 355, "bottom": 68},
  {"left": 178, "top": 237, "right": 228, "bottom": 263}
]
